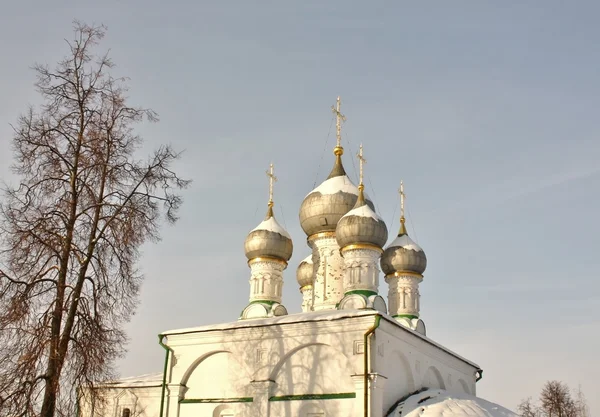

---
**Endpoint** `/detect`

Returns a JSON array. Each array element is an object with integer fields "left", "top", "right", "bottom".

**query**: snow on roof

[
  {"left": 301, "top": 254, "right": 313, "bottom": 264},
  {"left": 162, "top": 309, "right": 377, "bottom": 336},
  {"left": 388, "top": 234, "right": 423, "bottom": 252},
  {"left": 160, "top": 311, "right": 480, "bottom": 370},
  {"left": 250, "top": 215, "right": 291, "bottom": 239},
  {"left": 101, "top": 372, "right": 163, "bottom": 388},
  {"left": 388, "top": 389, "right": 517, "bottom": 417},
  {"left": 306, "top": 175, "right": 371, "bottom": 199},
  {"left": 342, "top": 203, "right": 383, "bottom": 221}
]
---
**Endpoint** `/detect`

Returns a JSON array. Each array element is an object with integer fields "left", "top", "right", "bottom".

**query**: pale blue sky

[{"left": 1, "top": 1, "right": 599, "bottom": 414}]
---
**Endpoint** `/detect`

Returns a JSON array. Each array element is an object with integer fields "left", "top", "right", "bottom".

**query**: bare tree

[
  {"left": 574, "top": 385, "right": 589, "bottom": 417},
  {"left": 539, "top": 381, "right": 577, "bottom": 417},
  {"left": 518, "top": 397, "right": 539, "bottom": 417},
  {"left": 0, "top": 21, "right": 189, "bottom": 417}
]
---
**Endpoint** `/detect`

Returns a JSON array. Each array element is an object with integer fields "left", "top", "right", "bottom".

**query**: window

[{"left": 122, "top": 408, "right": 131, "bottom": 417}]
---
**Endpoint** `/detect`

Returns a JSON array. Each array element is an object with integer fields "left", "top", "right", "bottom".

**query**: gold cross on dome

[
  {"left": 266, "top": 163, "right": 277, "bottom": 206},
  {"left": 331, "top": 96, "right": 346, "bottom": 149},
  {"left": 399, "top": 180, "right": 406, "bottom": 221},
  {"left": 357, "top": 143, "right": 366, "bottom": 186}
]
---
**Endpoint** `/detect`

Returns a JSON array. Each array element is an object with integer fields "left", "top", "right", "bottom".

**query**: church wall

[
  {"left": 374, "top": 318, "right": 478, "bottom": 412},
  {"left": 79, "top": 386, "right": 162, "bottom": 417},
  {"left": 164, "top": 315, "right": 377, "bottom": 417}
]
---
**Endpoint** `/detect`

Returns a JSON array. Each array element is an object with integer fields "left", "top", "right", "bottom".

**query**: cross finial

[
  {"left": 399, "top": 180, "right": 407, "bottom": 235},
  {"left": 357, "top": 143, "right": 366, "bottom": 188},
  {"left": 331, "top": 96, "right": 346, "bottom": 154},
  {"left": 266, "top": 163, "right": 277, "bottom": 212}
]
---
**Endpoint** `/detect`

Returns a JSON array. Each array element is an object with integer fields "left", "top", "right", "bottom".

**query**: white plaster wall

[
  {"left": 79, "top": 386, "right": 162, "bottom": 417},
  {"left": 162, "top": 312, "right": 478, "bottom": 417},
  {"left": 374, "top": 318, "right": 478, "bottom": 413},
  {"left": 90, "top": 312, "right": 479, "bottom": 417}
]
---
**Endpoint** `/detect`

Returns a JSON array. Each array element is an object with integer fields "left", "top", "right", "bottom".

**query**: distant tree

[
  {"left": 518, "top": 382, "right": 589, "bottom": 417},
  {"left": 0, "top": 21, "right": 189, "bottom": 417},
  {"left": 540, "top": 381, "right": 577, "bottom": 417},
  {"left": 574, "top": 385, "right": 589, "bottom": 417},
  {"left": 518, "top": 397, "right": 540, "bottom": 417}
]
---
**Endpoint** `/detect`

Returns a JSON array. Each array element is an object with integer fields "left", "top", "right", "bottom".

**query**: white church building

[{"left": 81, "top": 98, "right": 517, "bottom": 417}]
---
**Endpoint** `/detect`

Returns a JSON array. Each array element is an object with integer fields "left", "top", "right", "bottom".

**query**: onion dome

[
  {"left": 299, "top": 148, "right": 375, "bottom": 237},
  {"left": 380, "top": 218, "right": 427, "bottom": 275},
  {"left": 244, "top": 205, "right": 293, "bottom": 261},
  {"left": 336, "top": 185, "right": 388, "bottom": 249},
  {"left": 296, "top": 255, "right": 314, "bottom": 288},
  {"left": 244, "top": 164, "right": 293, "bottom": 262}
]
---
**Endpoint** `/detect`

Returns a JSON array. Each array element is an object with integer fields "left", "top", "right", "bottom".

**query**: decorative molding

[{"left": 269, "top": 393, "right": 356, "bottom": 401}]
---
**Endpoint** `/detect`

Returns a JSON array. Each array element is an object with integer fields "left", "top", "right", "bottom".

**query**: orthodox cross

[
  {"left": 399, "top": 180, "right": 405, "bottom": 220},
  {"left": 331, "top": 96, "right": 346, "bottom": 149},
  {"left": 357, "top": 143, "right": 366, "bottom": 187},
  {"left": 399, "top": 180, "right": 407, "bottom": 233},
  {"left": 266, "top": 163, "right": 277, "bottom": 207}
]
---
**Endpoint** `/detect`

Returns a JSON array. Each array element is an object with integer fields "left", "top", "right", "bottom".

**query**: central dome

[{"left": 299, "top": 152, "right": 374, "bottom": 237}]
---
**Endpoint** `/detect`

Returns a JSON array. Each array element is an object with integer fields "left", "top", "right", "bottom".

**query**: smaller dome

[
  {"left": 380, "top": 231, "right": 427, "bottom": 275},
  {"left": 244, "top": 209, "right": 293, "bottom": 261},
  {"left": 296, "top": 255, "right": 314, "bottom": 288},
  {"left": 336, "top": 189, "right": 388, "bottom": 249}
]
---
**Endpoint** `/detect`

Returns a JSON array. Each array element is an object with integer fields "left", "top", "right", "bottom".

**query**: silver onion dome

[
  {"left": 299, "top": 151, "right": 374, "bottom": 237},
  {"left": 296, "top": 255, "right": 314, "bottom": 288},
  {"left": 336, "top": 187, "right": 388, "bottom": 249},
  {"left": 244, "top": 206, "right": 293, "bottom": 261},
  {"left": 380, "top": 224, "right": 427, "bottom": 275}
]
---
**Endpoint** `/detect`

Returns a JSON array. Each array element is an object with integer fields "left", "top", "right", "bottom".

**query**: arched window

[{"left": 122, "top": 408, "right": 131, "bottom": 417}]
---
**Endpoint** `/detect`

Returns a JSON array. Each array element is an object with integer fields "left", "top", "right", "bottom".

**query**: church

[{"left": 80, "top": 98, "right": 517, "bottom": 417}]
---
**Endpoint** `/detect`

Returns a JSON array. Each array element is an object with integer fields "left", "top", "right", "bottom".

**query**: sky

[{"left": 1, "top": 1, "right": 599, "bottom": 414}]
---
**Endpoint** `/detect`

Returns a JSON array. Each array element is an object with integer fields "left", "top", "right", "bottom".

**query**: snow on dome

[
  {"left": 301, "top": 254, "right": 313, "bottom": 264},
  {"left": 250, "top": 215, "right": 291, "bottom": 239},
  {"left": 342, "top": 203, "right": 382, "bottom": 222},
  {"left": 305, "top": 175, "right": 370, "bottom": 199},
  {"left": 388, "top": 389, "right": 517, "bottom": 417},
  {"left": 388, "top": 233, "right": 423, "bottom": 252}
]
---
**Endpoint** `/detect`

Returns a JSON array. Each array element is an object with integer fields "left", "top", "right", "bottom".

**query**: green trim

[
  {"left": 158, "top": 335, "right": 174, "bottom": 417},
  {"left": 180, "top": 397, "right": 253, "bottom": 404},
  {"left": 393, "top": 314, "right": 418, "bottom": 320},
  {"left": 269, "top": 393, "right": 356, "bottom": 402},
  {"left": 345, "top": 289, "right": 377, "bottom": 297},
  {"left": 249, "top": 299, "right": 278, "bottom": 306}
]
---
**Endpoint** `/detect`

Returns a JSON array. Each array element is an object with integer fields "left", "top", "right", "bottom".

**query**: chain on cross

[
  {"left": 266, "top": 163, "right": 277, "bottom": 207},
  {"left": 331, "top": 96, "right": 346, "bottom": 149}
]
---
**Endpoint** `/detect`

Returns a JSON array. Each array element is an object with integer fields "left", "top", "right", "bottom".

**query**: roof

[
  {"left": 160, "top": 310, "right": 480, "bottom": 370},
  {"left": 388, "top": 389, "right": 517, "bottom": 417},
  {"left": 99, "top": 372, "right": 163, "bottom": 388}
]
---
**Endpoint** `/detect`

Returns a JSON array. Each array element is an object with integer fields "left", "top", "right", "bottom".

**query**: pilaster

[{"left": 250, "top": 380, "right": 275, "bottom": 417}]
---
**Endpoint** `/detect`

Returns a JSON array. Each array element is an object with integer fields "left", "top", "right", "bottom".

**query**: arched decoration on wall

[
  {"left": 212, "top": 404, "right": 235, "bottom": 417},
  {"left": 181, "top": 350, "right": 252, "bottom": 400},
  {"left": 180, "top": 350, "right": 231, "bottom": 386},
  {"left": 270, "top": 342, "right": 354, "bottom": 398},
  {"left": 423, "top": 366, "right": 445, "bottom": 390},
  {"left": 382, "top": 350, "right": 416, "bottom": 411},
  {"left": 458, "top": 378, "right": 471, "bottom": 395}
]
